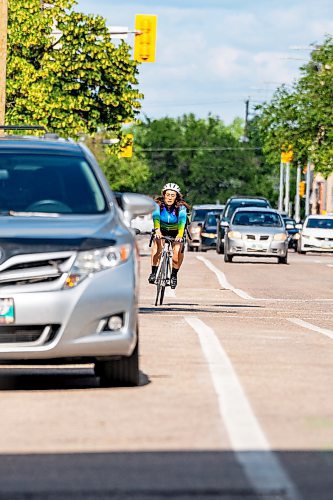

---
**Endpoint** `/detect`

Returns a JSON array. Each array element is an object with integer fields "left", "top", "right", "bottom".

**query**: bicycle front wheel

[{"left": 155, "top": 257, "right": 167, "bottom": 306}]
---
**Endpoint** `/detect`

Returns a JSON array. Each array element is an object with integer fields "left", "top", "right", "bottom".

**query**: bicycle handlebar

[{"left": 149, "top": 230, "right": 185, "bottom": 248}]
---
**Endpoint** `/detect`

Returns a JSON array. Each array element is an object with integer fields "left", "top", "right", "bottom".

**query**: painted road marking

[
  {"left": 165, "top": 288, "right": 176, "bottom": 298},
  {"left": 288, "top": 318, "right": 333, "bottom": 340},
  {"left": 197, "top": 256, "right": 254, "bottom": 300},
  {"left": 196, "top": 256, "right": 333, "bottom": 302},
  {"left": 185, "top": 316, "right": 302, "bottom": 500}
]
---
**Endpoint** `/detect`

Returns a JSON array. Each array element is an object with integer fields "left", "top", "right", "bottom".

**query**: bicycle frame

[{"left": 149, "top": 232, "right": 185, "bottom": 306}]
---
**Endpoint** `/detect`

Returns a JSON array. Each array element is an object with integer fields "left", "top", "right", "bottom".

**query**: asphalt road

[{"left": 0, "top": 236, "right": 332, "bottom": 499}]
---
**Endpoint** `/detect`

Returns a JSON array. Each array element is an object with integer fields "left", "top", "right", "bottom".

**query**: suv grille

[
  {"left": 0, "top": 324, "right": 60, "bottom": 344},
  {"left": 0, "top": 253, "right": 75, "bottom": 287}
]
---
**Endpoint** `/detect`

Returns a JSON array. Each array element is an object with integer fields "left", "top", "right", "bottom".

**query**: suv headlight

[{"left": 64, "top": 244, "right": 131, "bottom": 288}]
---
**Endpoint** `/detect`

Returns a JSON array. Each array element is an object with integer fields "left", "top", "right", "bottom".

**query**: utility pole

[
  {"left": 295, "top": 163, "right": 301, "bottom": 222},
  {"left": 0, "top": 0, "right": 8, "bottom": 133}
]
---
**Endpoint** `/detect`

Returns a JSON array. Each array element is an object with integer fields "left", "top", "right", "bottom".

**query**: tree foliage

[
  {"left": 131, "top": 114, "right": 276, "bottom": 205},
  {"left": 6, "top": 0, "right": 142, "bottom": 138},
  {"left": 256, "top": 36, "right": 333, "bottom": 177}
]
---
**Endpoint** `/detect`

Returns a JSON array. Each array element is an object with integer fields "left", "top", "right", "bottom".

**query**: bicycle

[{"left": 149, "top": 233, "right": 185, "bottom": 306}]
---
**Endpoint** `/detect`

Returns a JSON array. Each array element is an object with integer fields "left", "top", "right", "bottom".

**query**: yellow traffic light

[
  {"left": 119, "top": 134, "right": 133, "bottom": 158},
  {"left": 134, "top": 14, "right": 157, "bottom": 63},
  {"left": 281, "top": 150, "right": 293, "bottom": 163},
  {"left": 299, "top": 181, "right": 305, "bottom": 197}
]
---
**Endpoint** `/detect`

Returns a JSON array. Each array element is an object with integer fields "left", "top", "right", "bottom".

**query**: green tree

[
  {"left": 256, "top": 36, "right": 333, "bottom": 177},
  {"left": 133, "top": 114, "right": 275, "bottom": 205},
  {"left": 6, "top": 0, "right": 142, "bottom": 138}
]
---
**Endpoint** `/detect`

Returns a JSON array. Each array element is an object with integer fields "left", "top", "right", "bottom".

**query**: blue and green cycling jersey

[{"left": 152, "top": 203, "right": 187, "bottom": 238}]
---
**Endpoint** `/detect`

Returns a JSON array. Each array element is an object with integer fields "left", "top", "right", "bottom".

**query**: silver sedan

[{"left": 224, "top": 207, "right": 289, "bottom": 264}]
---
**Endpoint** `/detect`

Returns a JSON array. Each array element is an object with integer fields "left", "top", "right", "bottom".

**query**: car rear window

[
  {"left": 0, "top": 153, "right": 107, "bottom": 214},
  {"left": 232, "top": 211, "right": 282, "bottom": 227},
  {"left": 306, "top": 218, "right": 333, "bottom": 229}
]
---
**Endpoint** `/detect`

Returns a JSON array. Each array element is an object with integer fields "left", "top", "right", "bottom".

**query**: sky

[{"left": 75, "top": 0, "right": 333, "bottom": 125}]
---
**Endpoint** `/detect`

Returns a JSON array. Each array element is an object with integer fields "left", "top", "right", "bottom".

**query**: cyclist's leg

[
  {"left": 148, "top": 238, "right": 163, "bottom": 283},
  {"left": 170, "top": 242, "right": 184, "bottom": 288}
]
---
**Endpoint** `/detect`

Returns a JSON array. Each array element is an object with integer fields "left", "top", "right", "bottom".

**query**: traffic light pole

[
  {"left": 284, "top": 162, "right": 290, "bottom": 215},
  {"left": 0, "top": 0, "right": 8, "bottom": 133},
  {"left": 278, "top": 162, "right": 284, "bottom": 212}
]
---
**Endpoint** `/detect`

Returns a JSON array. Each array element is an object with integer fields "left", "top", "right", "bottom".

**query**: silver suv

[{"left": 0, "top": 130, "right": 154, "bottom": 386}]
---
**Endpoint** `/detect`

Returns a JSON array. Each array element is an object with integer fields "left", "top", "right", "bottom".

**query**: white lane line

[
  {"left": 197, "top": 256, "right": 333, "bottom": 302},
  {"left": 165, "top": 287, "right": 176, "bottom": 298},
  {"left": 288, "top": 318, "right": 333, "bottom": 340},
  {"left": 197, "top": 256, "right": 254, "bottom": 300},
  {"left": 185, "top": 316, "right": 302, "bottom": 500}
]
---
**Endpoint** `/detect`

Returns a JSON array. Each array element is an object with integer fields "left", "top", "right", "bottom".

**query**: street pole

[
  {"left": 295, "top": 163, "right": 301, "bottom": 222},
  {"left": 0, "top": 0, "right": 8, "bottom": 134},
  {"left": 305, "top": 161, "right": 311, "bottom": 216},
  {"left": 278, "top": 162, "right": 284, "bottom": 212},
  {"left": 284, "top": 162, "right": 290, "bottom": 214}
]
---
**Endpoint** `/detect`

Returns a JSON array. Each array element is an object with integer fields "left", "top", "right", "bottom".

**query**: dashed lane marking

[
  {"left": 288, "top": 318, "right": 333, "bottom": 340},
  {"left": 185, "top": 316, "right": 302, "bottom": 500},
  {"left": 196, "top": 255, "right": 333, "bottom": 302},
  {"left": 197, "top": 256, "right": 254, "bottom": 300}
]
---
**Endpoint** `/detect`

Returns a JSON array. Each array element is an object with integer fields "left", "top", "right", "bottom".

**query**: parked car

[
  {"left": 280, "top": 214, "right": 300, "bottom": 251},
  {"left": 224, "top": 207, "right": 288, "bottom": 264},
  {"left": 0, "top": 129, "right": 154, "bottom": 386},
  {"left": 216, "top": 196, "right": 271, "bottom": 254},
  {"left": 188, "top": 203, "right": 224, "bottom": 251},
  {"left": 297, "top": 214, "right": 333, "bottom": 254},
  {"left": 200, "top": 211, "right": 222, "bottom": 251}
]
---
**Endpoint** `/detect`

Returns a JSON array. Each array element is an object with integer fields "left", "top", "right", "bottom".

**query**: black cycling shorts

[{"left": 161, "top": 229, "right": 178, "bottom": 238}]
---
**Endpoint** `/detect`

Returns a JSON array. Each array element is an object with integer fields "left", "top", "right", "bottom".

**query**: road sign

[{"left": 134, "top": 14, "right": 157, "bottom": 63}]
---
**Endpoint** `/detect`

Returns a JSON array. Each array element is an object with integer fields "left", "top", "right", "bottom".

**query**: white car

[{"left": 298, "top": 215, "right": 333, "bottom": 254}]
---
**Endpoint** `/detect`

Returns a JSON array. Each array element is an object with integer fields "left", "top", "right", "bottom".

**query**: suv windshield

[
  {"left": 224, "top": 200, "right": 270, "bottom": 221},
  {"left": 0, "top": 153, "right": 107, "bottom": 214},
  {"left": 192, "top": 208, "right": 223, "bottom": 222},
  {"left": 233, "top": 211, "right": 282, "bottom": 227}
]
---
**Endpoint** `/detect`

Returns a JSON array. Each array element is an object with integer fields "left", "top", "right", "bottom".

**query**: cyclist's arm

[
  {"left": 176, "top": 205, "right": 187, "bottom": 239},
  {"left": 152, "top": 203, "right": 162, "bottom": 238}
]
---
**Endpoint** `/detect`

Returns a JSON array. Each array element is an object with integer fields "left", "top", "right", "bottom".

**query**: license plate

[
  {"left": 250, "top": 244, "right": 262, "bottom": 251},
  {"left": 0, "top": 298, "right": 15, "bottom": 324}
]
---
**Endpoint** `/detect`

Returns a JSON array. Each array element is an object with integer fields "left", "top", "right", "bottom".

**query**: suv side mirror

[
  {"left": 197, "top": 222, "right": 203, "bottom": 227},
  {"left": 120, "top": 193, "right": 155, "bottom": 226}
]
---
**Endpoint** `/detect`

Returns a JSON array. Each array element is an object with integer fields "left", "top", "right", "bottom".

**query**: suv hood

[{"left": 0, "top": 213, "right": 121, "bottom": 257}]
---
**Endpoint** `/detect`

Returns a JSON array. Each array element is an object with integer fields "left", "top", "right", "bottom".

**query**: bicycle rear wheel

[{"left": 155, "top": 257, "right": 167, "bottom": 306}]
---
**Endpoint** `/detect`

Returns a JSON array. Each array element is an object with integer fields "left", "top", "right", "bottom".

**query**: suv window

[{"left": 0, "top": 153, "right": 107, "bottom": 214}]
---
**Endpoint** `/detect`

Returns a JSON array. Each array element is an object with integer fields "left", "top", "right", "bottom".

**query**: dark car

[
  {"left": 280, "top": 214, "right": 300, "bottom": 250},
  {"left": 200, "top": 211, "right": 221, "bottom": 251},
  {"left": 188, "top": 203, "right": 225, "bottom": 251},
  {"left": 216, "top": 196, "right": 271, "bottom": 254}
]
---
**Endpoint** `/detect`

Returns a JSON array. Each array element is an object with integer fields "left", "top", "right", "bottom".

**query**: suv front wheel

[{"left": 95, "top": 338, "right": 139, "bottom": 387}]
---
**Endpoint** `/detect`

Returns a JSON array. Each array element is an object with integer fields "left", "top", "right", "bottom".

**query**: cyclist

[{"left": 148, "top": 183, "right": 190, "bottom": 289}]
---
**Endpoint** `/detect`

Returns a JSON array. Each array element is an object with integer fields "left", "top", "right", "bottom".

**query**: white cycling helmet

[{"left": 162, "top": 182, "right": 181, "bottom": 195}]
